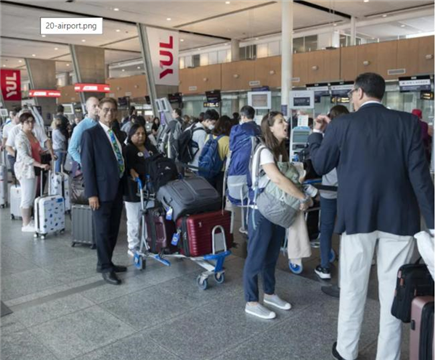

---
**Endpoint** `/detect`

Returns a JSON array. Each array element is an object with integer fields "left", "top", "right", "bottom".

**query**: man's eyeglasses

[
  {"left": 100, "top": 108, "right": 116, "bottom": 114},
  {"left": 347, "top": 88, "right": 358, "bottom": 98}
]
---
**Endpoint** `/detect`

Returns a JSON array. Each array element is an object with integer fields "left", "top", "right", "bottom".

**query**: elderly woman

[{"left": 14, "top": 112, "right": 50, "bottom": 232}]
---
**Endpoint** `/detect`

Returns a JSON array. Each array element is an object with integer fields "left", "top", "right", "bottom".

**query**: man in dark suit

[
  {"left": 81, "top": 97, "right": 127, "bottom": 285},
  {"left": 309, "top": 73, "right": 434, "bottom": 360}
]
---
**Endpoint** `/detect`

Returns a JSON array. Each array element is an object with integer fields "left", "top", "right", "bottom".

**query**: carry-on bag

[
  {"left": 0, "top": 150, "right": 8, "bottom": 208},
  {"left": 71, "top": 204, "right": 95, "bottom": 248},
  {"left": 145, "top": 207, "right": 177, "bottom": 254},
  {"left": 9, "top": 183, "right": 21, "bottom": 219},
  {"left": 391, "top": 260, "right": 434, "bottom": 323},
  {"left": 49, "top": 165, "right": 71, "bottom": 212},
  {"left": 34, "top": 172, "right": 65, "bottom": 239},
  {"left": 410, "top": 296, "right": 434, "bottom": 360},
  {"left": 157, "top": 176, "right": 221, "bottom": 221},
  {"left": 176, "top": 210, "right": 233, "bottom": 257}
]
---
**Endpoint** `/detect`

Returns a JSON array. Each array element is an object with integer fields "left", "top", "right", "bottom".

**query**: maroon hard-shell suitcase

[
  {"left": 410, "top": 296, "right": 434, "bottom": 360},
  {"left": 145, "top": 208, "right": 177, "bottom": 254},
  {"left": 176, "top": 210, "right": 233, "bottom": 257}
]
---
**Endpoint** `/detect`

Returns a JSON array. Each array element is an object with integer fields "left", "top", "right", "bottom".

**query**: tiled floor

[{"left": 0, "top": 201, "right": 412, "bottom": 360}]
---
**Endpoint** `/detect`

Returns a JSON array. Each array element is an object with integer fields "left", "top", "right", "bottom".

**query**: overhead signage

[
  {"left": 1, "top": 69, "right": 21, "bottom": 101},
  {"left": 248, "top": 91, "right": 271, "bottom": 110},
  {"left": 205, "top": 90, "right": 221, "bottom": 104},
  {"left": 399, "top": 76, "right": 432, "bottom": 92},
  {"left": 249, "top": 80, "right": 261, "bottom": 87},
  {"left": 203, "top": 102, "right": 220, "bottom": 108},
  {"left": 306, "top": 83, "right": 330, "bottom": 103},
  {"left": 289, "top": 90, "right": 314, "bottom": 109},
  {"left": 146, "top": 27, "right": 179, "bottom": 86},
  {"left": 188, "top": 86, "right": 197, "bottom": 91},
  {"left": 29, "top": 89, "right": 61, "bottom": 97},
  {"left": 252, "top": 86, "right": 270, "bottom": 92},
  {"left": 74, "top": 83, "right": 110, "bottom": 92},
  {"left": 168, "top": 92, "right": 182, "bottom": 104},
  {"left": 330, "top": 81, "right": 354, "bottom": 97}
]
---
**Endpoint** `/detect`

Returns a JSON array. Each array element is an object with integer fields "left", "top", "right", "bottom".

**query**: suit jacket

[
  {"left": 81, "top": 123, "right": 126, "bottom": 202},
  {"left": 309, "top": 103, "right": 434, "bottom": 236}
]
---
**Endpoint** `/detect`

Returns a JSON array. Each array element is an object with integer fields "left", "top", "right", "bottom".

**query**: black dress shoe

[
  {"left": 102, "top": 271, "right": 121, "bottom": 285},
  {"left": 113, "top": 265, "right": 127, "bottom": 273},
  {"left": 332, "top": 342, "right": 356, "bottom": 360}
]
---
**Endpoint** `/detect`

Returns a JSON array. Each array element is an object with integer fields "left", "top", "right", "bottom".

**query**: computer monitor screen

[
  {"left": 292, "top": 131, "right": 309, "bottom": 143},
  {"left": 0, "top": 109, "right": 8, "bottom": 117},
  {"left": 63, "top": 104, "right": 74, "bottom": 115}
]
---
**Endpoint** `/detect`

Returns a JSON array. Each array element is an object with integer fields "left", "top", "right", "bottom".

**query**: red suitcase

[
  {"left": 410, "top": 296, "right": 434, "bottom": 360},
  {"left": 145, "top": 208, "right": 177, "bottom": 254},
  {"left": 176, "top": 210, "right": 233, "bottom": 257}
]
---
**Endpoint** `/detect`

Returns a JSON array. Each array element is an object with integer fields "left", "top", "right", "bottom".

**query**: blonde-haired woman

[{"left": 51, "top": 116, "right": 67, "bottom": 172}]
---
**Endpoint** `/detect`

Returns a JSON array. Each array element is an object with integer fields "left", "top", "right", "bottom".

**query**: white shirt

[
  {"left": 99, "top": 122, "right": 124, "bottom": 168},
  {"left": 2, "top": 122, "right": 16, "bottom": 140},
  {"left": 7, "top": 123, "right": 48, "bottom": 150},
  {"left": 189, "top": 122, "right": 207, "bottom": 168},
  {"left": 360, "top": 100, "right": 382, "bottom": 108}
]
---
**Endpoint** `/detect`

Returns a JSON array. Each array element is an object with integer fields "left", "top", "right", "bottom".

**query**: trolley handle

[{"left": 135, "top": 177, "right": 143, "bottom": 190}]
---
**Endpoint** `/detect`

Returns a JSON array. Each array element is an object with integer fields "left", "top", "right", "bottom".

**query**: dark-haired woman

[
  {"left": 123, "top": 124, "right": 157, "bottom": 256},
  {"left": 314, "top": 105, "right": 349, "bottom": 280},
  {"left": 244, "top": 111, "right": 312, "bottom": 320},
  {"left": 202, "top": 115, "right": 234, "bottom": 196},
  {"left": 14, "top": 113, "right": 50, "bottom": 232}
]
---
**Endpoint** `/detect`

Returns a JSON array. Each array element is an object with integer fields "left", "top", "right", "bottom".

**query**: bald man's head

[{"left": 86, "top": 97, "right": 100, "bottom": 119}]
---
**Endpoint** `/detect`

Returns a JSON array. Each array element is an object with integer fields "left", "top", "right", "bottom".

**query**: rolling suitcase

[
  {"left": 176, "top": 210, "right": 233, "bottom": 257},
  {"left": 392, "top": 261, "right": 434, "bottom": 323},
  {"left": 9, "top": 184, "right": 21, "bottom": 219},
  {"left": 157, "top": 176, "right": 221, "bottom": 221},
  {"left": 0, "top": 150, "right": 8, "bottom": 208},
  {"left": 71, "top": 204, "right": 96, "bottom": 248},
  {"left": 49, "top": 165, "right": 71, "bottom": 213},
  {"left": 34, "top": 173, "right": 65, "bottom": 239},
  {"left": 410, "top": 296, "right": 434, "bottom": 360},
  {"left": 145, "top": 207, "right": 177, "bottom": 254}
]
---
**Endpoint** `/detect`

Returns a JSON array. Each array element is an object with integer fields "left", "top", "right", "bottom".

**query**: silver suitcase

[
  {"left": 71, "top": 204, "right": 95, "bottom": 248},
  {"left": 0, "top": 151, "right": 8, "bottom": 208},
  {"left": 9, "top": 184, "right": 21, "bottom": 219}
]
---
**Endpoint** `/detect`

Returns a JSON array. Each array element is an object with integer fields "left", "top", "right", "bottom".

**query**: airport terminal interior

[{"left": 0, "top": 1, "right": 434, "bottom": 359}]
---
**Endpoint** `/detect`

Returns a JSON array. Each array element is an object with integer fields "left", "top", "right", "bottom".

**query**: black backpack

[
  {"left": 177, "top": 126, "right": 206, "bottom": 164},
  {"left": 145, "top": 153, "right": 179, "bottom": 193}
]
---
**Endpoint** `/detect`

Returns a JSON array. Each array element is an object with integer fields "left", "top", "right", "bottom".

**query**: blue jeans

[
  {"left": 319, "top": 196, "right": 337, "bottom": 268},
  {"left": 54, "top": 150, "right": 65, "bottom": 173},
  {"left": 243, "top": 208, "right": 285, "bottom": 302}
]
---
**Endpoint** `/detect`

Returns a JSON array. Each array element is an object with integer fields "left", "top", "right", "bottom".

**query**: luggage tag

[
  {"left": 165, "top": 206, "right": 173, "bottom": 221},
  {"left": 171, "top": 229, "right": 181, "bottom": 246}
]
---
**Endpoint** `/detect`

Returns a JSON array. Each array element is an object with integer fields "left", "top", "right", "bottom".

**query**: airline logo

[
  {"left": 74, "top": 83, "right": 111, "bottom": 92},
  {"left": 1, "top": 69, "right": 21, "bottom": 101}
]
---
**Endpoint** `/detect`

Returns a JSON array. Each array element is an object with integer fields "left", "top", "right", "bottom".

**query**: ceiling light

[
  {"left": 137, "top": 66, "right": 141, "bottom": 69},
  {"left": 113, "top": 8, "right": 119, "bottom": 11},
  {"left": 32, "top": 54, "right": 36, "bottom": 57},
  {"left": 122, "top": 69, "right": 125, "bottom": 72},
  {"left": 42, "top": 35, "right": 46, "bottom": 38},
  {"left": 66, "top": 63, "right": 70, "bottom": 66},
  {"left": 180, "top": 38, "right": 184, "bottom": 42},
  {"left": 333, "top": 23, "right": 337, "bottom": 27},
  {"left": 81, "top": 39, "right": 86, "bottom": 42},
  {"left": 166, "top": 17, "right": 171, "bottom": 21},
  {"left": 198, "top": 48, "right": 201, "bottom": 51},
  {"left": 54, "top": 47, "right": 58, "bottom": 50},
  {"left": 116, "top": 29, "right": 121, "bottom": 32},
  {"left": 401, "top": 24, "right": 406, "bottom": 28},
  {"left": 225, "top": 43, "right": 228, "bottom": 46},
  {"left": 2, "top": 65, "right": 6, "bottom": 67},
  {"left": 363, "top": 0, "right": 369, "bottom": 2},
  {"left": 18, "top": 60, "right": 22, "bottom": 63},
  {"left": 255, "top": 37, "right": 259, "bottom": 40},
  {"left": 382, "top": 14, "right": 387, "bottom": 18},
  {"left": 225, "top": 1, "right": 231, "bottom": 4}
]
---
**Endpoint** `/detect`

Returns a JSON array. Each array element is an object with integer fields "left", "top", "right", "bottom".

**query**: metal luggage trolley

[
  {"left": 133, "top": 179, "right": 232, "bottom": 290},
  {"left": 284, "top": 179, "right": 337, "bottom": 275}
]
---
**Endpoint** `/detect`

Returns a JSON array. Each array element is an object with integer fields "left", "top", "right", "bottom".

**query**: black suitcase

[
  {"left": 71, "top": 204, "right": 96, "bottom": 248},
  {"left": 391, "top": 262, "right": 434, "bottom": 323},
  {"left": 156, "top": 176, "right": 221, "bottom": 221}
]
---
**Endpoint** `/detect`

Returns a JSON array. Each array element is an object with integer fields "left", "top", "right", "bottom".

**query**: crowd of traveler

[{"left": 0, "top": 71, "right": 433, "bottom": 360}]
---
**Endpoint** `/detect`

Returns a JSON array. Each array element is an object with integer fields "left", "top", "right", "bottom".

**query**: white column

[
  {"left": 281, "top": 0, "right": 293, "bottom": 115},
  {"left": 231, "top": 39, "right": 240, "bottom": 62},
  {"left": 350, "top": 16, "right": 356, "bottom": 46}
]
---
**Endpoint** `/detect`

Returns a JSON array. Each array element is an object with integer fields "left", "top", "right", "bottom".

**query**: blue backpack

[
  {"left": 225, "top": 122, "right": 262, "bottom": 206},
  {"left": 198, "top": 134, "right": 224, "bottom": 179}
]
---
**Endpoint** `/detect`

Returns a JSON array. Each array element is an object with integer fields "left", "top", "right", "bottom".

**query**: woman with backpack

[
  {"left": 198, "top": 115, "right": 233, "bottom": 196},
  {"left": 244, "top": 111, "right": 312, "bottom": 320},
  {"left": 123, "top": 124, "right": 158, "bottom": 256}
]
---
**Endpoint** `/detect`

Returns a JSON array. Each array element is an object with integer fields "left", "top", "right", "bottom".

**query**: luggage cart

[
  {"left": 133, "top": 179, "right": 232, "bottom": 290},
  {"left": 284, "top": 179, "right": 337, "bottom": 274}
]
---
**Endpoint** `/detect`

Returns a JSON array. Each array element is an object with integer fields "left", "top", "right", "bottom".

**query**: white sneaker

[
  {"left": 22, "top": 222, "right": 35, "bottom": 233},
  {"left": 263, "top": 294, "right": 292, "bottom": 310},
  {"left": 245, "top": 303, "right": 276, "bottom": 319},
  {"left": 127, "top": 247, "right": 138, "bottom": 257},
  {"left": 239, "top": 226, "right": 248, "bottom": 236}
]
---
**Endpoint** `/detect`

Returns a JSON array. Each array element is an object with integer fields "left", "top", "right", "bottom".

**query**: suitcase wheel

[
  {"left": 60, "top": 229, "right": 65, "bottom": 235},
  {"left": 214, "top": 272, "right": 225, "bottom": 284},
  {"left": 71, "top": 242, "right": 76, "bottom": 247},
  {"left": 10, "top": 214, "right": 14, "bottom": 220},
  {"left": 34, "top": 233, "right": 38, "bottom": 238},
  {"left": 134, "top": 254, "right": 146, "bottom": 270},
  {"left": 329, "top": 249, "right": 336, "bottom": 263},
  {"left": 289, "top": 262, "right": 303, "bottom": 275},
  {"left": 40, "top": 235, "right": 46, "bottom": 240},
  {"left": 197, "top": 276, "right": 208, "bottom": 290},
  {"left": 0, "top": 204, "right": 4, "bottom": 209}
]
